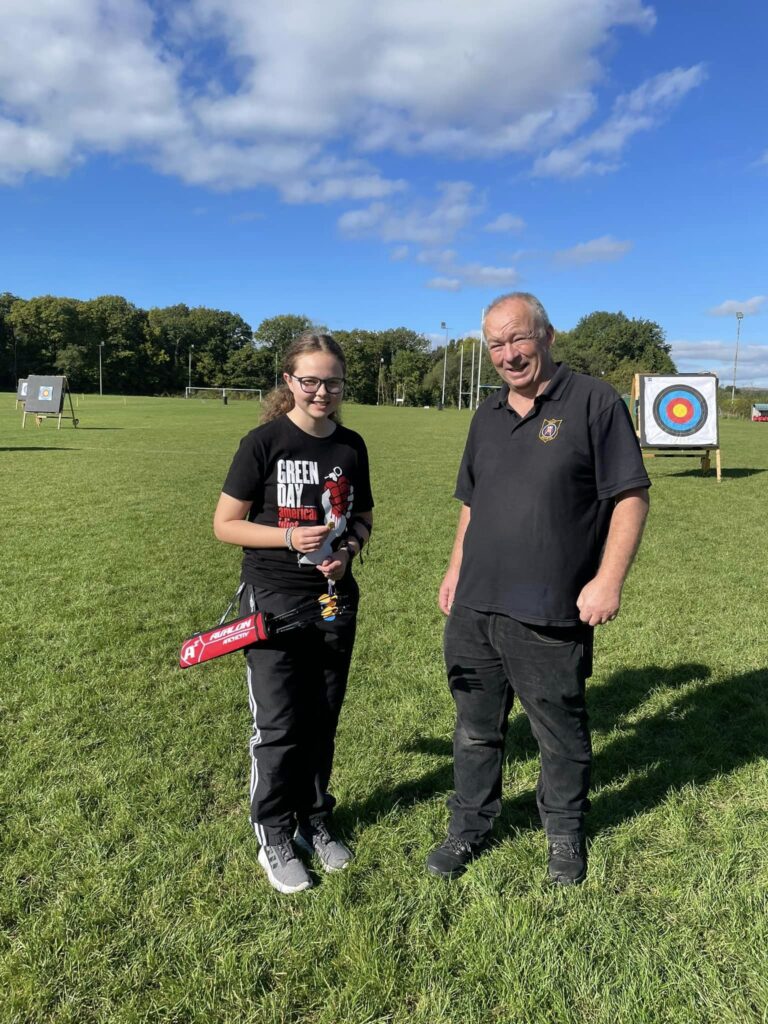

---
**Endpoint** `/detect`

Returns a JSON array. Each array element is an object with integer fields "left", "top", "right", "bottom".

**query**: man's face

[{"left": 484, "top": 299, "right": 555, "bottom": 399}]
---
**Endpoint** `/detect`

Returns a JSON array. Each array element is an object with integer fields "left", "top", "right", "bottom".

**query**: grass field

[{"left": 1, "top": 393, "right": 767, "bottom": 1024}]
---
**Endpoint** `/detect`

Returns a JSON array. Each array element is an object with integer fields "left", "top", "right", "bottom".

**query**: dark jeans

[
  {"left": 241, "top": 582, "right": 357, "bottom": 845},
  {"left": 443, "top": 603, "right": 593, "bottom": 844}
]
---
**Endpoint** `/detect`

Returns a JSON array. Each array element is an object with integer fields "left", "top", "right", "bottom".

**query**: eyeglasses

[{"left": 290, "top": 375, "right": 346, "bottom": 395}]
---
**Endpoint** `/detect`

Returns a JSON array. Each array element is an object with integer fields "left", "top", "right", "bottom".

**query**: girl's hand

[
  {"left": 291, "top": 524, "right": 332, "bottom": 554},
  {"left": 316, "top": 549, "right": 349, "bottom": 582}
]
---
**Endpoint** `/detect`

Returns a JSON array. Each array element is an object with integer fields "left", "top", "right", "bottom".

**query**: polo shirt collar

[{"left": 492, "top": 362, "right": 573, "bottom": 409}]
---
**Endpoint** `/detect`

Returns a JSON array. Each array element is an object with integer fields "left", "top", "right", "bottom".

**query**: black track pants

[{"left": 241, "top": 583, "right": 357, "bottom": 845}]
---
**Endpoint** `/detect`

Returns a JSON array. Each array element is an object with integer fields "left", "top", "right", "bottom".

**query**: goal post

[{"left": 185, "top": 387, "right": 262, "bottom": 401}]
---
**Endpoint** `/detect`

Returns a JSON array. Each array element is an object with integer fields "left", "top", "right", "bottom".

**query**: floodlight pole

[
  {"left": 730, "top": 312, "right": 744, "bottom": 406},
  {"left": 440, "top": 321, "right": 449, "bottom": 407},
  {"left": 99, "top": 342, "right": 104, "bottom": 396},
  {"left": 188, "top": 344, "right": 194, "bottom": 394}
]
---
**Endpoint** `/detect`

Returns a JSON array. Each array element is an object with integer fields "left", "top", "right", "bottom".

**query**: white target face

[{"left": 640, "top": 375, "right": 718, "bottom": 448}]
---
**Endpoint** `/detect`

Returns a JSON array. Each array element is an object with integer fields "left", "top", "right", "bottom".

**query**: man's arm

[
  {"left": 576, "top": 488, "right": 649, "bottom": 627},
  {"left": 439, "top": 504, "right": 471, "bottom": 615}
]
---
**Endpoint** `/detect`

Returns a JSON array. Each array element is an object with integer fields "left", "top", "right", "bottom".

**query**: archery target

[
  {"left": 640, "top": 375, "right": 718, "bottom": 447},
  {"left": 23, "top": 375, "right": 67, "bottom": 415}
]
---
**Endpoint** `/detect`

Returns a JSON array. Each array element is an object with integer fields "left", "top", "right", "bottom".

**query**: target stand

[
  {"left": 632, "top": 373, "right": 721, "bottom": 482},
  {"left": 21, "top": 375, "right": 79, "bottom": 430}
]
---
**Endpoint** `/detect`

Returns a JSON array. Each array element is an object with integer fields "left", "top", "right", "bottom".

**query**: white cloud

[
  {"left": 419, "top": 250, "right": 519, "bottom": 292},
  {"left": 533, "top": 65, "right": 706, "bottom": 178},
  {"left": 427, "top": 277, "right": 462, "bottom": 292},
  {"left": 416, "top": 249, "right": 458, "bottom": 266},
  {"left": 389, "top": 245, "right": 410, "bottom": 261},
  {"left": 0, "top": 0, "right": 665, "bottom": 194},
  {"left": 485, "top": 213, "right": 526, "bottom": 233},
  {"left": 338, "top": 182, "right": 481, "bottom": 245},
  {"left": 670, "top": 340, "right": 768, "bottom": 386},
  {"left": 555, "top": 235, "right": 633, "bottom": 265},
  {"left": 708, "top": 296, "right": 766, "bottom": 317},
  {"left": 458, "top": 264, "right": 520, "bottom": 287}
]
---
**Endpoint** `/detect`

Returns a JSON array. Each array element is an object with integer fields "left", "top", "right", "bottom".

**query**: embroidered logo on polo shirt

[{"left": 539, "top": 418, "right": 562, "bottom": 443}]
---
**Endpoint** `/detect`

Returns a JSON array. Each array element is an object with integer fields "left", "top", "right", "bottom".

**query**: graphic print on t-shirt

[
  {"left": 276, "top": 458, "right": 320, "bottom": 521},
  {"left": 274, "top": 458, "right": 355, "bottom": 564}
]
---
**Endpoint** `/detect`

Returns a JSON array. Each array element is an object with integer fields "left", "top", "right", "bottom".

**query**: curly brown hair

[{"left": 261, "top": 331, "right": 346, "bottom": 424}]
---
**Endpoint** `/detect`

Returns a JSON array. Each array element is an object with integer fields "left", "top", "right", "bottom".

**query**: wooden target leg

[
  {"left": 716, "top": 449, "right": 722, "bottom": 483},
  {"left": 701, "top": 452, "right": 710, "bottom": 476}
]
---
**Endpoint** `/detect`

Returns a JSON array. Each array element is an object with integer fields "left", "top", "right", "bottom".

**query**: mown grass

[{"left": 1, "top": 393, "right": 767, "bottom": 1024}]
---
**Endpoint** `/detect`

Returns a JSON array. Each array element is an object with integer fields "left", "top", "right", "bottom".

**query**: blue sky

[{"left": 1, "top": 1, "right": 766, "bottom": 383}]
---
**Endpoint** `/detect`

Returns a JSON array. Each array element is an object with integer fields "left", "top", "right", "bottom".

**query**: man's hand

[
  {"left": 577, "top": 488, "right": 649, "bottom": 626},
  {"left": 576, "top": 576, "right": 622, "bottom": 626},
  {"left": 439, "top": 567, "right": 460, "bottom": 616}
]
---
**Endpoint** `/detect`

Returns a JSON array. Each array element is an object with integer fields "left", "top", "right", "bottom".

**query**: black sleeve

[
  {"left": 352, "top": 434, "right": 374, "bottom": 512},
  {"left": 591, "top": 399, "right": 651, "bottom": 500},
  {"left": 221, "top": 431, "right": 266, "bottom": 509},
  {"left": 453, "top": 414, "right": 477, "bottom": 504}
]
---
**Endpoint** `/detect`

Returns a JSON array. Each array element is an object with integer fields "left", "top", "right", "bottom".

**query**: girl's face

[{"left": 284, "top": 351, "right": 345, "bottom": 424}]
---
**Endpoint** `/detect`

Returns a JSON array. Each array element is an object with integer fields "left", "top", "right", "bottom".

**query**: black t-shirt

[
  {"left": 454, "top": 363, "right": 650, "bottom": 626},
  {"left": 222, "top": 415, "right": 374, "bottom": 594}
]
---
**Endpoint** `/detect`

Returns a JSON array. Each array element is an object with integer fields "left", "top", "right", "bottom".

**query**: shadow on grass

[
  {"left": 588, "top": 662, "right": 768, "bottom": 832},
  {"left": 0, "top": 446, "right": 80, "bottom": 452},
  {"left": 664, "top": 467, "right": 765, "bottom": 478},
  {"left": 343, "top": 661, "right": 768, "bottom": 840}
]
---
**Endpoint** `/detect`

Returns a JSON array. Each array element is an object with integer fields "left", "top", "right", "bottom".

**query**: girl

[{"left": 213, "top": 332, "right": 373, "bottom": 894}]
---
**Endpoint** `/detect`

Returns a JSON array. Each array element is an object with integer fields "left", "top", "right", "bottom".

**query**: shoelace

[
  {"left": 549, "top": 840, "right": 582, "bottom": 860},
  {"left": 445, "top": 833, "right": 472, "bottom": 855},
  {"left": 311, "top": 822, "right": 333, "bottom": 846},
  {"left": 268, "top": 840, "right": 297, "bottom": 866}
]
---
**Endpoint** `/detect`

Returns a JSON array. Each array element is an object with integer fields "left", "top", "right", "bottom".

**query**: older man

[{"left": 427, "top": 292, "right": 650, "bottom": 884}]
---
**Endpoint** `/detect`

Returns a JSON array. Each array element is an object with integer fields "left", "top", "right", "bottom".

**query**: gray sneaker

[
  {"left": 258, "top": 839, "right": 313, "bottom": 893},
  {"left": 295, "top": 821, "right": 353, "bottom": 872}
]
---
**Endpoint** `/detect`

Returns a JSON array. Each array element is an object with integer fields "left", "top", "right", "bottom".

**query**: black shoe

[
  {"left": 427, "top": 833, "right": 485, "bottom": 878},
  {"left": 547, "top": 836, "right": 587, "bottom": 885}
]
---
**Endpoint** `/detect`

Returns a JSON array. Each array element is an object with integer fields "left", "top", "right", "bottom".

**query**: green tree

[
  {"left": 145, "top": 304, "right": 195, "bottom": 391},
  {"left": 420, "top": 338, "right": 487, "bottom": 407},
  {"left": 335, "top": 327, "right": 430, "bottom": 404},
  {"left": 223, "top": 344, "right": 274, "bottom": 391},
  {"left": 0, "top": 291, "right": 21, "bottom": 389},
  {"left": 8, "top": 295, "right": 84, "bottom": 380},
  {"left": 391, "top": 348, "right": 432, "bottom": 406},
  {"left": 83, "top": 295, "right": 152, "bottom": 392},
  {"left": 556, "top": 311, "right": 676, "bottom": 394}
]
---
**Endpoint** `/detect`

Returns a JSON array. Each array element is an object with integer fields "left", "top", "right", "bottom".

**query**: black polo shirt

[{"left": 453, "top": 363, "right": 650, "bottom": 626}]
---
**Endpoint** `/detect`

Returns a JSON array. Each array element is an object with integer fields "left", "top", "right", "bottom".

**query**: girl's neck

[{"left": 287, "top": 407, "right": 337, "bottom": 438}]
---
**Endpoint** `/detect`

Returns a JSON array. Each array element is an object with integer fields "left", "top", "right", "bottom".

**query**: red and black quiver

[{"left": 178, "top": 587, "right": 342, "bottom": 669}]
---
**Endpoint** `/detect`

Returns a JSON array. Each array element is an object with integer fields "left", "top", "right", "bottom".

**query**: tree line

[{"left": 1, "top": 291, "right": 680, "bottom": 404}]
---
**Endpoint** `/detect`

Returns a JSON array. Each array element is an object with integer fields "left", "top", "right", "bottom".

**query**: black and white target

[{"left": 640, "top": 374, "right": 718, "bottom": 448}]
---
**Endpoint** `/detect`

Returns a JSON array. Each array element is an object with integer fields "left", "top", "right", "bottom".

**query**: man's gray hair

[{"left": 482, "top": 292, "right": 553, "bottom": 341}]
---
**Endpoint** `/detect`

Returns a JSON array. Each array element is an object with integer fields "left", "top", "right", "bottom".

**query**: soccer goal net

[{"left": 185, "top": 387, "right": 262, "bottom": 401}]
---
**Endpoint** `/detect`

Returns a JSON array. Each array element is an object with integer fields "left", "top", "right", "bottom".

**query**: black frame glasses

[{"left": 289, "top": 375, "right": 346, "bottom": 395}]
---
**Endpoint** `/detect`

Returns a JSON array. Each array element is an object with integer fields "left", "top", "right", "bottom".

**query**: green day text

[{"left": 276, "top": 459, "right": 320, "bottom": 508}]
